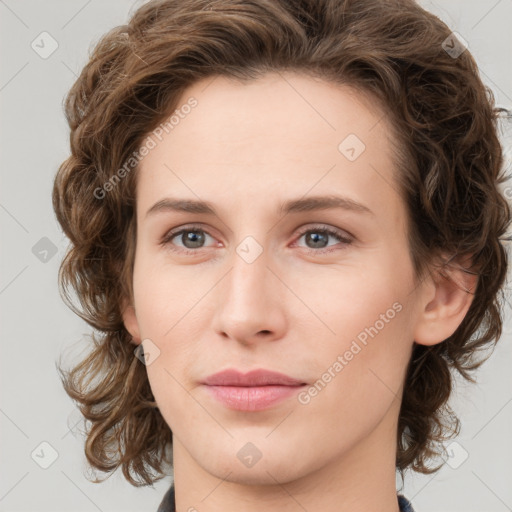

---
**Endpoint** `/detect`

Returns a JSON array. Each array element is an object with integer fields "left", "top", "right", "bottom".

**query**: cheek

[
  {"left": 293, "top": 296, "right": 412, "bottom": 455},
  {"left": 131, "top": 255, "right": 215, "bottom": 404},
  {"left": 131, "top": 251, "right": 204, "bottom": 339},
  {"left": 295, "top": 260, "right": 414, "bottom": 407},
  {"left": 294, "top": 259, "right": 411, "bottom": 348}
]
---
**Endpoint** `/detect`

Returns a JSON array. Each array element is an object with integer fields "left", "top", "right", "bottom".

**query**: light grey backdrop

[{"left": 0, "top": 1, "right": 511, "bottom": 511}]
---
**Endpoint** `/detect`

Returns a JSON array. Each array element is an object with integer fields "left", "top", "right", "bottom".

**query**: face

[{"left": 124, "top": 71, "right": 430, "bottom": 486}]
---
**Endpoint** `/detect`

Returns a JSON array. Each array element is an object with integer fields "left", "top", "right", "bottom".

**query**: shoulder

[
  {"left": 398, "top": 494, "right": 415, "bottom": 512},
  {"left": 156, "top": 483, "right": 175, "bottom": 512}
]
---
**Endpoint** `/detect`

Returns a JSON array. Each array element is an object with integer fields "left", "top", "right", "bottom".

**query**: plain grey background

[{"left": 0, "top": 1, "right": 511, "bottom": 511}]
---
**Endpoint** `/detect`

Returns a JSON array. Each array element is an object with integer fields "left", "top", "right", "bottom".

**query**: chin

[{"left": 193, "top": 441, "right": 310, "bottom": 487}]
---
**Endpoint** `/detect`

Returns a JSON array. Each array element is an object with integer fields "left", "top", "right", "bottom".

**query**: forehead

[{"left": 136, "top": 71, "right": 405, "bottom": 226}]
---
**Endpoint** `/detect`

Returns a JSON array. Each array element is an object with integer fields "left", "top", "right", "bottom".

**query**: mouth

[{"left": 201, "top": 368, "right": 307, "bottom": 411}]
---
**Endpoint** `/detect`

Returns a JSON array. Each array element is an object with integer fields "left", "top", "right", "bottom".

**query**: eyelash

[{"left": 160, "top": 224, "right": 353, "bottom": 256}]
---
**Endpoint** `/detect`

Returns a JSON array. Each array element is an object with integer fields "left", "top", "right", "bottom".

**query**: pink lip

[
  {"left": 203, "top": 368, "right": 305, "bottom": 386},
  {"left": 202, "top": 369, "right": 307, "bottom": 411}
]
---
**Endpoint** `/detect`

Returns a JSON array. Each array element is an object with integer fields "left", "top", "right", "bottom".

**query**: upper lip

[{"left": 202, "top": 369, "right": 306, "bottom": 387}]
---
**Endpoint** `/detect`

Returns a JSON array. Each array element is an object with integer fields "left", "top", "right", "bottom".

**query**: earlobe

[
  {"left": 121, "top": 299, "right": 142, "bottom": 345},
  {"left": 414, "top": 255, "right": 478, "bottom": 346}
]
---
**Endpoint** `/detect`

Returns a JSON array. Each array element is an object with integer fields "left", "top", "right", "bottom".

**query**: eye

[
  {"left": 160, "top": 226, "right": 218, "bottom": 255},
  {"left": 293, "top": 225, "right": 353, "bottom": 253}
]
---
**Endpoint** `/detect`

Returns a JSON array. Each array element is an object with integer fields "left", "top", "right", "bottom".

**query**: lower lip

[{"left": 203, "top": 384, "right": 306, "bottom": 411}]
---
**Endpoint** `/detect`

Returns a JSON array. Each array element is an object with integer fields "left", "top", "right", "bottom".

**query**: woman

[{"left": 52, "top": 1, "right": 511, "bottom": 511}]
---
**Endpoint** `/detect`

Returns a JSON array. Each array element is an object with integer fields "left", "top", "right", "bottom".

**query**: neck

[{"left": 172, "top": 402, "right": 402, "bottom": 512}]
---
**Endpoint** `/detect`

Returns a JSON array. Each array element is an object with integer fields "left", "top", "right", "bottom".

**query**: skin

[{"left": 122, "top": 71, "right": 476, "bottom": 512}]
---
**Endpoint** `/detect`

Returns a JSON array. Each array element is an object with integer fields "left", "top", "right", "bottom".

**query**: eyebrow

[{"left": 145, "top": 195, "right": 374, "bottom": 218}]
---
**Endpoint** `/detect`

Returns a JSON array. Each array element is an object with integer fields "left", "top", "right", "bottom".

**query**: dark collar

[
  {"left": 156, "top": 483, "right": 175, "bottom": 512},
  {"left": 157, "top": 484, "right": 415, "bottom": 512}
]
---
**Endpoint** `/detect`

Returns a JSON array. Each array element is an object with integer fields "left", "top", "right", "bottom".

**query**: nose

[{"left": 212, "top": 244, "right": 287, "bottom": 346}]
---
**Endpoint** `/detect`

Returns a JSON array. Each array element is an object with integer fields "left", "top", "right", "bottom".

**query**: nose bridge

[
  {"left": 213, "top": 238, "right": 285, "bottom": 342},
  {"left": 225, "top": 243, "right": 272, "bottom": 315}
]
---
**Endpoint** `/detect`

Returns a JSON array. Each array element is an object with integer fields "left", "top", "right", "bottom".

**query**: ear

[
  {"left": 413, "top": 254, "right": 478, "bottom": 346},
  {"left": 121, "top": 297, "right": 142, "bottom": 345}
]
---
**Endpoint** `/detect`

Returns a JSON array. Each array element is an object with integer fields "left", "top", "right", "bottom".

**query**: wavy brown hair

[{"left": 52, "top": 0, "right": 511, "bottom": 487}]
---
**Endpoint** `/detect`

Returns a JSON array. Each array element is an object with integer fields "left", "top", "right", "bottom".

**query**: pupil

[
  {"left": 184, "top": 231, "right": 204, "bottom": 248},
  {"left": 307, "top": 232, "right": 327, "bottom": 248}
]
